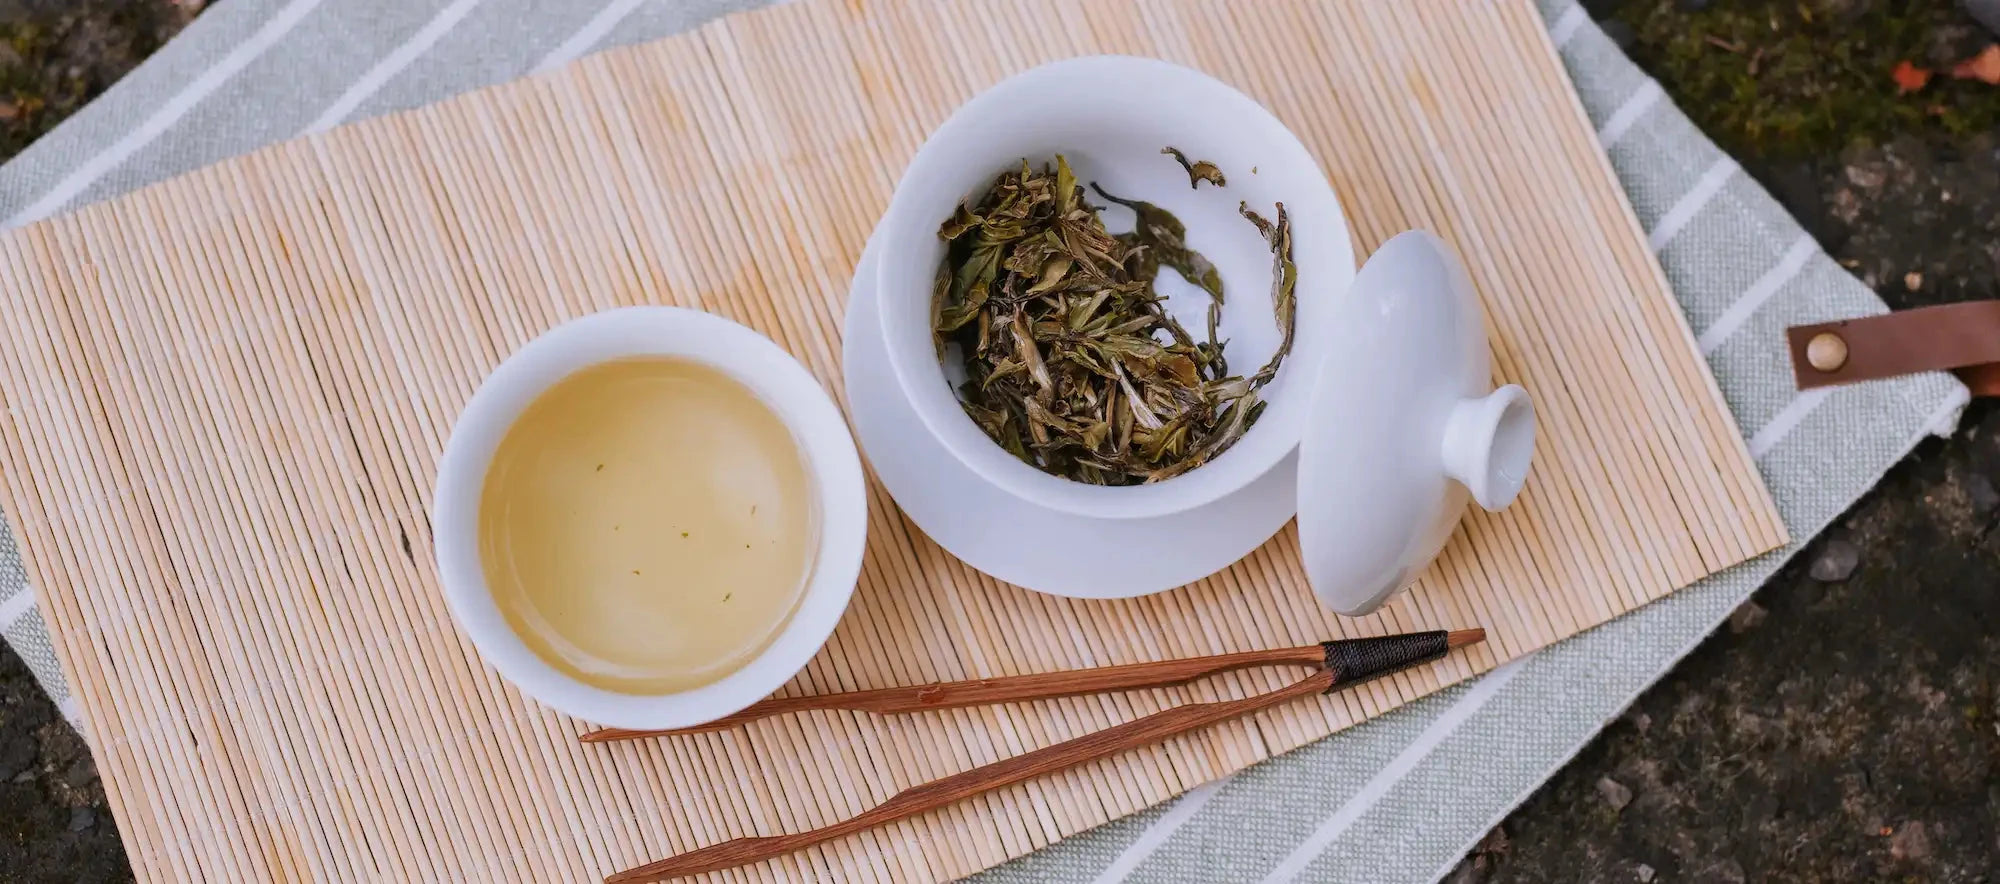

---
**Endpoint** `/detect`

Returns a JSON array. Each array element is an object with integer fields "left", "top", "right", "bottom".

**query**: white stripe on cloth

[
  {"left": 1648, "top": 157, "right": 1737, "bottom": 253},
  {"left": 533, "top": 0, "right": 652, "bottom": 74},
  {"left": 1088, "top": 778, "right": 1226, "bottom": 884},
  {"left": 1548, "top": 5, "right": 1588, "bottom": 49},
  {"left": 1750, "top": 388, "right": 1833, "bottom": 459},
  {"left": 1257, "top": 659, "right": 1528, "bottom": 884},
  {"left": 0, "top": 591, "right": 33, "bottom": 632},
  {"left": 1698, "top": 234, "right": 1818, "bottom": 355},
  {"left": 305, "top": 0, "right": 492, "bottom": 134},
  {"left": 4, "top": 0, "right": 326, "bottom": 228},
  {"left": 1594, "top": 79, "right": 1661, "bottom": 150}
]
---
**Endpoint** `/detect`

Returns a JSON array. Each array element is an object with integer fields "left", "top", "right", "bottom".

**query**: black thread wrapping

[{"left": 1318, "top": 631, "right": 1451, "bottom": 692}]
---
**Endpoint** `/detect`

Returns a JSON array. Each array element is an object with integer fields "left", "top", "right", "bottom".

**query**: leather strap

[
  {"left": 1787, "top": 300, "right": 2000, "bottom": 396},
  {"left": 1958, "top": 363, "right": 2000, "bottom": 398}
]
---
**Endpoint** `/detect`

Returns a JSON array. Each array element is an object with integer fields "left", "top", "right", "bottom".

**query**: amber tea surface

[{"left": 479, "top": 356, "right": 817, "bottom": 694}]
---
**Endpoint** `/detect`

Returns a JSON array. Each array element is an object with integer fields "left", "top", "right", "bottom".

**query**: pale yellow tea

[{"left": 479, "top": 357, "right": 817, "bottom": 694}]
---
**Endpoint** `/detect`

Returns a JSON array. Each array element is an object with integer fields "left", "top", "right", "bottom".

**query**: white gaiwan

[{"left": 873, "top": 55, "right": 1535, "bottom": 617}]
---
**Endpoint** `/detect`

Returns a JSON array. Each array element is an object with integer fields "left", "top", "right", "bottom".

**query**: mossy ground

[
  {"left": 0, "top": 0, "right": 201, "bottom": 160},
  {"left": 1611, "top": 0, "right": 2000, "bottom": 156}
]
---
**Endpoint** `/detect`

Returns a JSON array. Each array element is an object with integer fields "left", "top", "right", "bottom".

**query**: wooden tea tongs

[{"left": 582, "top": 628, "right": 1487, "bottom": 883}]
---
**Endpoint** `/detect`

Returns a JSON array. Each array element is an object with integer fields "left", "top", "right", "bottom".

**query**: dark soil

[
  {"left": 1466, "top": 403, "right": 2000, "bottom": 883},
  {"left": 1, "top": 1, "right": 1997, "bottom": 882},
  {"left": 0, "top": 642, "right": 127, "bottom": 884},
  {"left": 0, "top": 0, "right": 202, "bottom": 160}
]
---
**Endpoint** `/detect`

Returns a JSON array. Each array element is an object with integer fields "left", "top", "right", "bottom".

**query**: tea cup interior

[
  {"left": 432, "top": 306, "right": 865, "bottom": 730},
  {"left": 875, "top": 55, "right": 1354, "bottom": 521}
]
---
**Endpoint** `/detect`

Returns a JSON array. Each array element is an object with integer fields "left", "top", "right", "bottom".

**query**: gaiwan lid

[{"left": 1298, "top": 230, "right": 1536, "bottom": 617}]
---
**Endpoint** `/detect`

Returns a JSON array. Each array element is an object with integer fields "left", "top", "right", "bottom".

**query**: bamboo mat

[{"left": 0, "top": 0, "right": 1786, "bottom": 881}]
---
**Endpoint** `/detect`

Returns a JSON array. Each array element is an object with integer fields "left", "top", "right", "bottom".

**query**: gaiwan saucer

[
  {"left": 860, "top": 56, "right": 1537, "bottom": 616},
  {"left": 842, "top": 239, "right": 1298, "bottom": 599}
]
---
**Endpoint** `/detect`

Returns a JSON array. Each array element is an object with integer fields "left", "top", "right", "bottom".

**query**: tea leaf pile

[{"left": 932, "top": 154, "right": 1297, "bottom": 485}]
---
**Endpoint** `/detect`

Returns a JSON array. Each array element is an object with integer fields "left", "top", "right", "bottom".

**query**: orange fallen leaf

[
  {"left": 1892, "top": 60, "right": 1933, "bottom": 94},
  {"left": 1951, "top": 44, "right": 2000, "bottom": 84}
]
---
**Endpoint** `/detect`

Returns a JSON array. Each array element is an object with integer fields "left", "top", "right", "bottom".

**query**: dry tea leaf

[
  {"left": 933, "top": 155, "right": 1297, "bottom": 485},
  {"left": 1090, "top": 183, "right": 1225, "bottom": 304},
  {"left": 1238, "top": 201, "right": 1298, "bottom": 389},
  {"left": 1161, "top": 146, "right": 1226, "bottom": 189}
]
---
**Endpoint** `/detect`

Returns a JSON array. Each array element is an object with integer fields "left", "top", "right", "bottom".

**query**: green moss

[
  {"left": 0, "top": 3, "right": 199, "bottom": 162},
  {"left": 1615, "top": 0, "right": 2000, "bottom": 157}
]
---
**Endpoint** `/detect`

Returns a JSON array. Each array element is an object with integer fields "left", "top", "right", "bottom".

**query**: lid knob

[{"left": 1440, "top": 385, "right": 1535, "bottom": 511}]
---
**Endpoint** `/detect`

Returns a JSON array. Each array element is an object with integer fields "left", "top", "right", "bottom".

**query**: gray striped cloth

[{"left": 0, "top": 0, "right": 1967, "bottom": 880}]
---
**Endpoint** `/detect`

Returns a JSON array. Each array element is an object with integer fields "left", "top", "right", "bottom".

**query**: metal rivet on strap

[{"left": 1806, "top": 332, "right": 1849, "bottom": 372}]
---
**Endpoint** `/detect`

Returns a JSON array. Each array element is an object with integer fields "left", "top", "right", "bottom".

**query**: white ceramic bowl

[
  {"left": 875, "top": 55, "right": 1355, "bottom": 521},
  {"left": 432, "top": 306, "right": 866, "bottom": 730}
]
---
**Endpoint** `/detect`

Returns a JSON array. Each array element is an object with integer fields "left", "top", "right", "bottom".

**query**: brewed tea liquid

[{"left": 479, "top": 357, "right": 816, "bottom": 694}]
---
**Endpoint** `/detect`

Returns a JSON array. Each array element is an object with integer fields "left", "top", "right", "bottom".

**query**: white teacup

[
  {"left": 432, "top": 307, "right": 866, "bottom": 730},
  {"left": 873, "top": 55, "right": 1356, "bottom": 521}
]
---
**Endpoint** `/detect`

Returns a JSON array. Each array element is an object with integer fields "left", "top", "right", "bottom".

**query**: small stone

[
  {"left": 1968, "top": 473, "right": 1999, "bottom": 515},
  {"left": 1728, "top": 599, "right": 1768, "bottom": 633},
  {"left": 68, "top": 806, "right": 96, "bottom": 832},
  {"left": 9, "top": 770, "right": 31, "bottom": 783},
  {"left": 1904, "top": 271, "right": 1924, "bottom": 291},
  {"left": 1830, "top": 187, "right": 1862, "bottom": 225},
  {"left": 1890, "top": 821, "right": 1932, "bottom": 861},
  {"left": 64, "top": 760, "right": 96, "bottom": 789},
  {"left": 1810, "top": 540, "right": 1860, "bottom": 582},
  {"left": 1635, "top": 864, "right": 1657, "bottom": 883},
  {"left": 1623, "top": 709, "right": 1654, "bottom": 733},
  {"left": 1845, "top": 162, "right": 1887, "bottom": 191},
  {"left": 1596, "top": 775, "right": 1634, "bottom": 811},
  {"left": 0, "top": 733, "right": 33, "bottom": 782}
]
